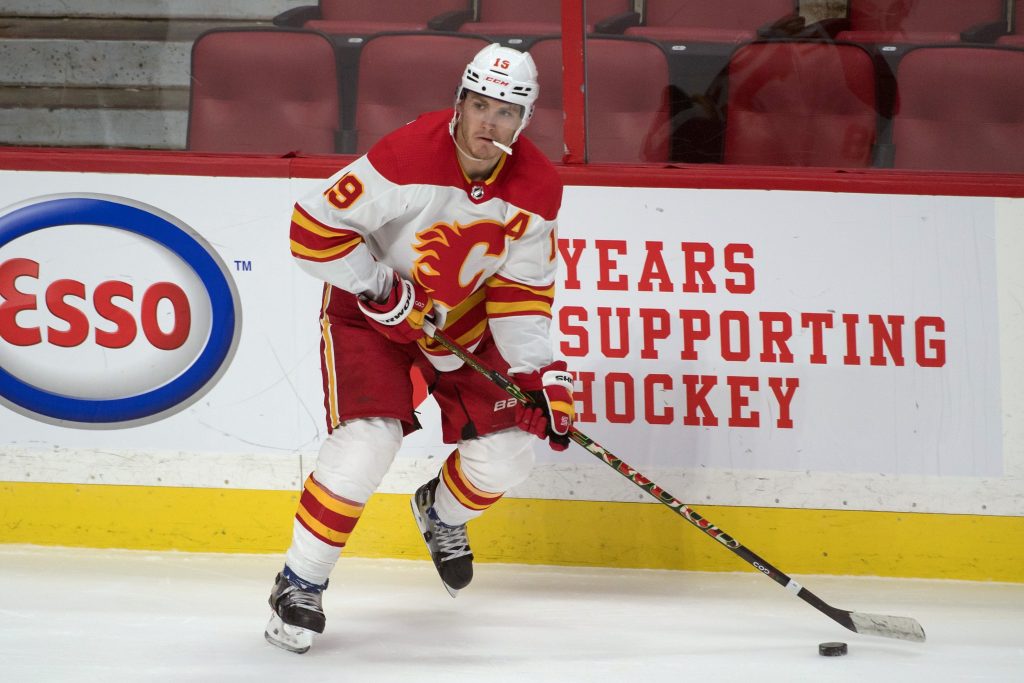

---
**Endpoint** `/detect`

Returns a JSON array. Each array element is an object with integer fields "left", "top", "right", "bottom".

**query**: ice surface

[{"left": 0, "top": 545, "right": 1021, "bottom": 682}]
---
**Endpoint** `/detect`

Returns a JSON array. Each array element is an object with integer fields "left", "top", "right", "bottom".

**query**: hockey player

[{"left": 265, "top": 44, "right": 575, "bottom": 654}]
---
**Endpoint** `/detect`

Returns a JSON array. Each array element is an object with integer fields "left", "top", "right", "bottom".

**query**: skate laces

[
  {"left": 283, "top": 584, "right": 324, "bottom": 612},
  {"left": 434, "top": 519, "right": 472, "bottom": 562}
]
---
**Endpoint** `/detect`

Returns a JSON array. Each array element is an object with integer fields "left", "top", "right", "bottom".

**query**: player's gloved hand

[
  {"left": 357, "top": 272, "right": 434, "bottom": 344},
  {"left": 512, "top": 361, "right": 575, "bottom": 451}
]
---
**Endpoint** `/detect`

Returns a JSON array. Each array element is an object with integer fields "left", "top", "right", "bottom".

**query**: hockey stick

[{"left": 423, "top": 321, "right": 926, "bottom": 643}]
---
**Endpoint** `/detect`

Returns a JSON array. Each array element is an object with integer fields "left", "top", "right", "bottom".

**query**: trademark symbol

[{"left": 234, "top": 260, "right": 252, "bottom": 272}]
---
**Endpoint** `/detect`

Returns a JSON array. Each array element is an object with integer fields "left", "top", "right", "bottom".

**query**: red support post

[{"left": 561, "top": 0, "right": 586, "bottom": 164}]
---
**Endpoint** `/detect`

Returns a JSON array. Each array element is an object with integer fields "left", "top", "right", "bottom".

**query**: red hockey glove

[
  {"left": 357, "top": 272, "right": 434, "bottom": 344},
  {"left": 512, "top": 361, "right": 575, "bottom": 451}
]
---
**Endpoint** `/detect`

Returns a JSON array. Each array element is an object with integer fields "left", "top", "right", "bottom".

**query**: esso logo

[{"left": 0, "top": 194, "right": 241, "bottom": 427}]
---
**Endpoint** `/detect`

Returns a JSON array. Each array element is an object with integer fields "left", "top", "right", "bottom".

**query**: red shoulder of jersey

[
  {"left": 367, "top": 110, "right": 563, "bottom": 221},
  {"left": 496, "top": 134, "right": 562, "bottom": 221},
  {"left": 367, "top": 110, "right": 465, "bottom": 189}
]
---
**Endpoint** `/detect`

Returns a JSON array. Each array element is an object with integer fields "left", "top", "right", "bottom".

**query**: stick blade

[{"left": 849, "top": 611, "right": 926, "bottom": 642}]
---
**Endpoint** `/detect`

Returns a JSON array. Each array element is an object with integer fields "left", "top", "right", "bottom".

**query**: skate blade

[
  {"left": 264, "top": 613, "right": 314, "bottom": 654},
  {"left": 410, "top": 495, "right": 460, "bottom": 599}
]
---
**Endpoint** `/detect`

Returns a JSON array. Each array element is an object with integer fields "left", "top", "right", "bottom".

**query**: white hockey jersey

[{"left": 290, "top": 109, "right": 563, "bottom": 373}]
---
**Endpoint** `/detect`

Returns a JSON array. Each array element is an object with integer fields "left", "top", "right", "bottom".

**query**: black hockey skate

[
  {"left": 411, "top": 478, "right": 474, "bottom": 597},
  {"left": 264, "top": 569, "right": 327, "bottom": 654}
]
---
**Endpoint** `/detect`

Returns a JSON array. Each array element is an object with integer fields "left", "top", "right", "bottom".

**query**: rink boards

[{"left": 0, "top": 154, "right": 1021, "bottom": 582}]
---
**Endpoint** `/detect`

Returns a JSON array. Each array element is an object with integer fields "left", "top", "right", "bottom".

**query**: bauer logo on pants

[{"left": 0, "top": 194, "right": 241, "bottom": 428}]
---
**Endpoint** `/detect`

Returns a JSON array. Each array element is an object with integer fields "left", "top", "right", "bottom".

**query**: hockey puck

[{"left": 818, "top": 641, "right": 848, "bottom": 657}]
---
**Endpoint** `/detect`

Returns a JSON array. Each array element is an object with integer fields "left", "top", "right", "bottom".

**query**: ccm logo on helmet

[
  {"left": 0, "top": 194, "right": 241, "bottom": 428},
  {"left": 485, "top": 75, "right": 511, "bottom": 87}
]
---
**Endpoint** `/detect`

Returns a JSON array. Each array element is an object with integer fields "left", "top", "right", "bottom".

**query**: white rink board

[
  {"left": 555, "top": 188, "right": 1000, "bottom": 477},
  {"left": 0, "top": 171, "right": 1021, "bottom": 516}
]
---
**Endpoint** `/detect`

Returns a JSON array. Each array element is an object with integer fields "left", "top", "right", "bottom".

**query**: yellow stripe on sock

[
  {"left": 304, "top": 476, "right": 364, "bottom": 518},
  {"left": 296, "top": 506, "right": 354, "bottom": 546},
  {"left": 442, "top": 465, "right": 489, "bottom": 511}
]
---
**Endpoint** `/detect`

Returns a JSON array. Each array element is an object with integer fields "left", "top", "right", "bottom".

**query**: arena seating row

[
  {"left": 186, "top": 28, "right": 1024, "bottom": 172},
  {"left": 186, "top": 30, "right": 671, "bottom": 162},
  {"left": 813, "top": 0, "right": 1020, "bottom": 45},
  {"left": 252, "top": 1, "right": 1024, "bottom": 168},
  {"left": 274, "top": 0, "right": 640, "bottom": 42},
  {"left": 722, "top": 40, "right": 1024, "bottom": 172},
  {"left": 271, "top": 0, "right": 1024, "bottom": 47}
]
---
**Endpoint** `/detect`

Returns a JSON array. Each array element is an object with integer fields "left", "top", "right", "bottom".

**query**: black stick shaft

[{"left": 425, "top": 325, "right": 924, "bottom": 640}]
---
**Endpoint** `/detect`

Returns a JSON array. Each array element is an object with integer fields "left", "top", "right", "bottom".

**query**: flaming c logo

[{"left": 412, "top": 220, "right": 507, "bottom": 308}]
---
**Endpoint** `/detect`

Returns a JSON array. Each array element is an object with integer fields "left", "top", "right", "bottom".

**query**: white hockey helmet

[{"left": 453, "top": 43, "right": 540, "bottom": 144}]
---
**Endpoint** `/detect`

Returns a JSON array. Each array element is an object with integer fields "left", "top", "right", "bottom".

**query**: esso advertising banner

[
  {"left": 0, "top": 174, "right": 442, "bottom": 468},
  {"left": 554, "top": 187, "right": 1002, "bottom": 479},
  {"left": 0, "top": 194, "right": 241, "bottom": 427}
]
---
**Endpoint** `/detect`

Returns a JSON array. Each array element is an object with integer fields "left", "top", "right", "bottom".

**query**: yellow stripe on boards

[
  {"left": 1, "top": 482, "right": 1021, "bottom": 583},
  {"left": 0, "top": 482, "right": 299, "bottom": 553}
]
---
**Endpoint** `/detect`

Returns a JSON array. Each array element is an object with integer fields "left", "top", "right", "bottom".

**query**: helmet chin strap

[{"left": 452, "top": 135, "right": 488, "bottom": 162}]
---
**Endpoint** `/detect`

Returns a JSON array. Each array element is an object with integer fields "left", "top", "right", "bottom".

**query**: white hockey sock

[
  {"left": 432, "top": 428, "right": 535, "bottom": 527},
  {"left": 284, "top": 418, "right": 403, "bottom": 584}
]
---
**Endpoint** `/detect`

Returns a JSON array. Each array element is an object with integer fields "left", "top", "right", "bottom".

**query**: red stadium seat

[
  {"left": 997, "top": 1, "right": 1024, "bottom": 45},
  {"left": 625, "top": 0, "right": 797, "bottom": 43},
  {"left": 303, "top": 0, "right": 471, "bottom": 34},
  {"left": 457, "top": 0, "right": 631, "bottom": 38},
  {"left": 891, "top": 46, "right": 1024, "bottom": 172},
  {"left": 353, "top": 34, "right": 491, "bottom": 154},
  {"left": 723, "top": 41, "right": 878, "bottom": 167},
  {"left": 187, "top": 29, "right": 340, "bottom": 154},
  {"left": 837, "top": 0, "right": 1005, "bottom": 44},
  {"left": 528, "top": 37, "right": 672, "bottom": 163}
]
